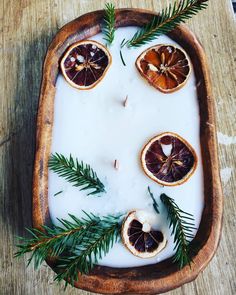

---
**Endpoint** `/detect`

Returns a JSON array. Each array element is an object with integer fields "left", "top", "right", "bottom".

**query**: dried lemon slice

[
  {"left": 122, "top": 210, "right": 167, "bottom": 258},
  {"left": 141, "top": 132, "right": 197, "bottom": 186},
  {"left": 136, "top": 44, "right": 191, "bottom": 93},
  {"left": 60, "top": 40, "right": 111, "bottom": 90}
]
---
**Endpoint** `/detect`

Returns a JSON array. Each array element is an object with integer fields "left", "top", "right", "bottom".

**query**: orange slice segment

[
  {"left": 136, "top": 44, "right": 191, "bottom": 93},
  {"left": 122, "top": 210, "right": 167, "bottom": 258},
  {"left": 141, "top": 132, "right": 197, "bottom": 186},
  {"left": 60, "top": 40, "right": 111, "bottom": 90}
]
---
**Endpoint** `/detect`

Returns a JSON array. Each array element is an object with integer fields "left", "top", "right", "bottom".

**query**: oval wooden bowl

[{"left": 32, "top": 9, "right": 223, "bottom": 294}]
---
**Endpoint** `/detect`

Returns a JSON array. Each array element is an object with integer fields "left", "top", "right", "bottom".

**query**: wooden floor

[{"left": 0, "top": 1, "right": 235, "bottom": 294}]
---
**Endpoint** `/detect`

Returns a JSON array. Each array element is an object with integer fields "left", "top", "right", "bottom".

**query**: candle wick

[
  {"left": 114, "top": 159, "right": 119, "bottom": 170},
  {"left": 123, "top": 95, "right": 128, "bottom": 107}
]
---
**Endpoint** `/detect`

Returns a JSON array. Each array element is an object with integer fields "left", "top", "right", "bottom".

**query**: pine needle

[
  {"left": 119, "top": 49, "right": 126, "bottom": 66},
  {"left": 119, "top": 38, "right": 127, "bottom": 66},
  {"left": 161, "top": 193, "right": 196, "bottom": 269},
  {"left": 103, "top": 3, "right": 116, "bottom": 45},
  {"left": 54, "top": 190, "right": 63, "bottom": 197},
  {"left": 125, "top": 0, "right": 209, "bottom": 48},
  {"left": 147, "top": 187, "right": 160, "bottom": 214},
  {"left": 54, "top": 214, "right": 121, "bottom": 287},
  {"left": 48, "top": 153, "right": 106, "bottom": 196},
  {"left": 14, "top": 212, "right": 122, "bottom": 288}
]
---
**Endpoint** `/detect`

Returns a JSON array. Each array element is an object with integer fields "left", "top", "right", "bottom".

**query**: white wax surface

[{"left": 48, "top": 27, "right": 204, "bottom": 268}]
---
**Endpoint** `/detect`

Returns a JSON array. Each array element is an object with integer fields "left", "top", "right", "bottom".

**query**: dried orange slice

[
  {"left": 60, "top": 40, "right": 111, "bottom": 90},
  {"left": 122, "top": 210, "right": 167, "bottom": 258},
  {"left": 141, "top": 132, "right": 197, "bottom": 186},
  {"left": 136, "top": 44, "right": 191, "bottom": 93}
]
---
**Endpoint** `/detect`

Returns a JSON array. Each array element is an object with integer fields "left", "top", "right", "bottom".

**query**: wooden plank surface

[{"left": 0, "top": 0, "right": 235, "bottom": 294}]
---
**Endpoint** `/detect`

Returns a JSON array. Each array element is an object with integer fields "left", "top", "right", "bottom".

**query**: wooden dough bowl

[{"left": 32, "top": 8, "right": 223, "bottom": 294}]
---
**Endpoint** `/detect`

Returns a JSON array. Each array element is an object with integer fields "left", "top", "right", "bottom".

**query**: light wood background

[{"left": 0, "top": 0, "right": 235, "bottom": 294}]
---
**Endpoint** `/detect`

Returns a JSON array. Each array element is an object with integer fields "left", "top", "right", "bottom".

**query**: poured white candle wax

[{"left": 48, "top": 27, "right": 204, "bottom": 267}]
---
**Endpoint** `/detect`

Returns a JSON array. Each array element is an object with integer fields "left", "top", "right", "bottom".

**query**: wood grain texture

[{"left": 0, "top": 0, "right": 235, "bottom": 295}]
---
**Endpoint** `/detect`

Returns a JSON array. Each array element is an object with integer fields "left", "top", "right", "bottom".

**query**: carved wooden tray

[{"left": 32, "top": 9, "right": 223, "bottom": 294}]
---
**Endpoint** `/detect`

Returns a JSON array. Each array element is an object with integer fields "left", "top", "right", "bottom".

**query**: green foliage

[
  {"left": 48, "top": 153, "right": 106, "bottom": 196},
  {"left": 160, "top": 193, "right": 196, "bottom": 268},
  {"left": 15, "top": 212, "right": 122, "bottom": 287},
  {"left": 124, "top": 0, "right": 209, "bottom": 48},
  {"left": 14, "top": 213, "right": 99, "bottom": 269},
  {"left": 55, "top": 214, "right": 121, "bottom": 287},
  {"left": 119, "top": 49, "right": 126, "bottom": 66},
  {"left": 119, "top": 38, "right": 127, "bottom": 66},
  {"left": 103, "top": 3, "right": 116, "bottom": 45},
  {"left": 54, "top": 190, "right": 63, "bottom": 197},
  {"left": 147, "top": 186, "right": 160, "bottom": 214}
]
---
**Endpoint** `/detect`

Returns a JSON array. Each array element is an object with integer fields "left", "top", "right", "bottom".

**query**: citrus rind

[
  {"left": 141, "top": 132, "right": 198, "bottom": 186},
  {"left": 136, "top": 44, "right": 191, "bottom": 93},
  {"left": 122, "top": 210, "right": 167, "bottom": 258},
  {"left": 60, "top": 40, "right": 112, "bottom": 90}
]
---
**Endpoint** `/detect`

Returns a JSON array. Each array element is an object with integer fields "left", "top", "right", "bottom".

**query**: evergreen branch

[
  {"left": 14, "top": 212, "right": 122, "bottom": 287},
  {"left": 160, "top": 193, "right": 196, "bottom": 268},
  {"left": 48, "top": 153, "right": 106, "bottom": 196},
  {"left": 147, "top": 186, "right": 159, "bottom": 214},
  {"left": 55, "top": 215, "right": 121, "bottom": 286},
  {"left": 14, "top": 212, "right": 101, "bottom": 269},
  {"left": 125, "top": 0, "right": 209, "bottom": 47},
  {"left": 102, "top": 3, "right": 116, "bottom": 45}
]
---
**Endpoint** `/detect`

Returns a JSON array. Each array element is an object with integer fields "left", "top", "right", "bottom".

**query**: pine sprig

[
  {"left": 161, "top": 193, "right": 196, "bottom": 268},
  {"left": 14, "top": 212, "right": 101, "bottom": 269},
  {"left": 103, "top": 3, "right": 116, "bottom": 45},
  {"left": 55, "top": 215, "right": 121, "bottom": 286},
  {"left": 124, "top": 0, "right": 209, "bottom": 48},
  {"left": 48, "top": 153, "right": 106, "bottom": 196},
  {"left": 15, "top": 213, "right": 122, "bottom": 287}
]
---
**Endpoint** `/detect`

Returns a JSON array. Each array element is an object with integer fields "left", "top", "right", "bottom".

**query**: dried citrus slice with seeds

[
  {"left": 136, "top": 44, "right": 191, "bottom": 93},
  {"left": 122, "top": 210, "right": 167, "bottom": 258},
  {"left": 141, "top": 132, "right": 197, "bottom": 186},
  {"left": 60, "top": 40, "right": 111, "bottom": 90}
]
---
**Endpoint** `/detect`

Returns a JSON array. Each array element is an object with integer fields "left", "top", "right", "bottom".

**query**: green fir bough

[
  {"left": 103, "top": 3, "right": 116, "bottom": 45},
  {"left": 55, "top": 214, "right": 121, "bottom": 286},
  {"left": 161, "top": 193, "right": 196, "bottom": 268},
  {"left": 124, "top": 0, "right": 209, "bottom": 48},
  {"left": 15, "top": 212, "right": 122, "bottom": 287},
  {"left": 48, "top": 153, "right": 106, "bottom": 196}
]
